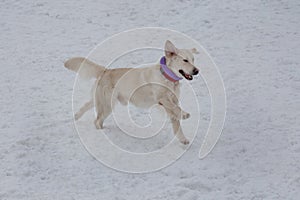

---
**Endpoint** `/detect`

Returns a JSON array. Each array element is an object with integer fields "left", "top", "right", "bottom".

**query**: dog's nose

[{"left": 193, "top": 68, "right": 199, "bottom": 75}]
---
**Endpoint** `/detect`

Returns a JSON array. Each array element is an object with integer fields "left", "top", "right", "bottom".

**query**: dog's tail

[{"left": 64, "top": 57, "right": 105, "bottom": 79}]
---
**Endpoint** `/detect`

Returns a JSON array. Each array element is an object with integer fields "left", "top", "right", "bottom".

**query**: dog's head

[{"left": 164, "top": 40, "right": 199, "bottom": 80}]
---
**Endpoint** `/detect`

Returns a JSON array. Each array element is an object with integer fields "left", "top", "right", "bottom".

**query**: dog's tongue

[
  {"left": 179, "top": 69, "right": 193, "bottom": 80},
  {"left": 185, "top": 74, "right": 193, "bottom": 80}
]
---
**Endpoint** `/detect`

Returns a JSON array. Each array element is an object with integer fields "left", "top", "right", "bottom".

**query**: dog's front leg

[
  {"left": 158, "top": 98, "right": 189, "bottom": 145},
  {"left": 170, "top": 118, "right": 189, "bottom": 145},
  {"left": 159, "top": 98, "right": 190, "bottom": 120}
]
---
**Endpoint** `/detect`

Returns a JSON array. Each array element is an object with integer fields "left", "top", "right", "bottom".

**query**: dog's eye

[{"left": 183, "top": 59, "right": 188, "bottom": 63}]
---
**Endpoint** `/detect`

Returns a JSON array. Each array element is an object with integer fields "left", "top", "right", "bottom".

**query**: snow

[{"left": 1, "top": 0, "right": 299, "bottom": 199}]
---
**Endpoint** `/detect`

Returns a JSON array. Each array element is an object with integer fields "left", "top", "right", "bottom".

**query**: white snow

[{"left": 1, "top": 0, "right": 299, "bottom": 199}]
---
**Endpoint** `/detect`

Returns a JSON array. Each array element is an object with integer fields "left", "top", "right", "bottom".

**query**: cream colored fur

[{"left": 64, "top": 40, "right": 199, "bottom": 144}]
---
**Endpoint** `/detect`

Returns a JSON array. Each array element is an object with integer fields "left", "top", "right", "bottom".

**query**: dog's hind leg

[
  {"left": 94, "top": 86, "right": 115, "bottom": 129},
  {"left": 94, "top": 102, "right": 114, "bottom": 129},
  {"left": 74, "top": 100, "right": 93, "bottom": 120}
]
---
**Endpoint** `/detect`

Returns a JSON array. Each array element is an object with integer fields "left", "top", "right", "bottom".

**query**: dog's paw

[
  {"left": 74, "top": 113, "right": 80, "bottom": 121},
  {"left": 94, "top": 119, "right": 103, "bottom": 129},
  {"left": 182, "top": 111, "right": 190, "bottom": 120},
  {"left": 180, "top": 138, "right": 190, "bottom": 145}
]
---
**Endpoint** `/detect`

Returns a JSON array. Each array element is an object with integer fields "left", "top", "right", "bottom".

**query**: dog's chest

[{"left": 128, "top": 81, "right": 180, "bottom": 108}]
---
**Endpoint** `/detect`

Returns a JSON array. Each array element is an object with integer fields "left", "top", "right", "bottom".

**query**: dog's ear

[
  {"left": 165, "top": 40, "right": 178, "bottom": 57},
  {"left": 190, "top": 48, "right": 199, "bottom": 54}
]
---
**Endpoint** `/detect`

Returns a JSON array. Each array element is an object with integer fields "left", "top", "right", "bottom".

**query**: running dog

[{"left": 64, "top": 40, "right": 199, "bottom": 144}]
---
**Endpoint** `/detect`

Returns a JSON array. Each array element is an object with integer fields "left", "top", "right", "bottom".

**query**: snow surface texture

[{"left": 1, "top": 0, "right": 299, "bottom": 199}]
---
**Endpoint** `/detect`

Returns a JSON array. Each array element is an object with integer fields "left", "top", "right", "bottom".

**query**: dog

[{"left": 64, "top": 40, "right": 199, "bottom": 144}]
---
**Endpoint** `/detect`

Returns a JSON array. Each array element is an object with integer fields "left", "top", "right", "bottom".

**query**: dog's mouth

[{"left": 179, "top": 69, "right": 193, "bottom": 80}]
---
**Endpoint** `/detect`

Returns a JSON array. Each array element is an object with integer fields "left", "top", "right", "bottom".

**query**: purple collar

[{"left": 160, "top": 56, "right": 183, "bottom": 82}]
